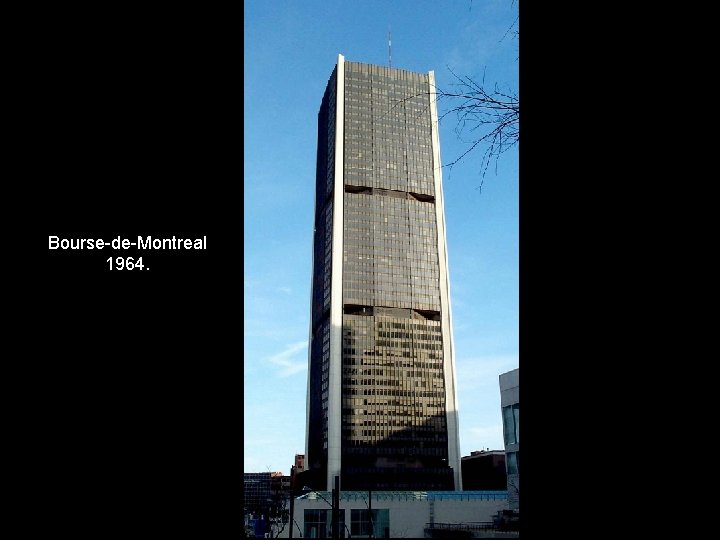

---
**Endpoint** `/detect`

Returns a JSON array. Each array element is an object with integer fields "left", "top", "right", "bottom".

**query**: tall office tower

[{"left": 306, "top": 55, "right": 461, "bottom": 491}]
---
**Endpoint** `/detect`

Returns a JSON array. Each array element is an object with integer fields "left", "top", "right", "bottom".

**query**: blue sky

[{"left": 244, "top": 0, "right": 518, "bottom": 474}]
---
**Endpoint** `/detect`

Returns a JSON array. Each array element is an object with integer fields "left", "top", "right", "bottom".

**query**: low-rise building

[
  {"left": 244, "top": 472, "right": 273, "bottom": 515},
  {"left": 245, "top": 471, "right": 288, "bottom": 520},
  {"left": 276, "top": 490, "right": 511, "bottom": 538},
  {"left": 461, "top": 450, "right": 507, "bottom": 491}
]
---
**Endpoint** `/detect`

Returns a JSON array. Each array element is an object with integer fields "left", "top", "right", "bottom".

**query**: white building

[
  {"left": 277, "top": 490, "right": 509, "bottom": 538},
  {"left": 499, "top": 369, "right": 519, "bottom": 510}
]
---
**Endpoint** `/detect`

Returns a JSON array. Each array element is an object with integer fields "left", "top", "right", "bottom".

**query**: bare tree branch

[
  {"left": 437, "top": 66, "right": 519, "bottom": 184},
  {"left": 370, "top": 0, "right": 519, "bottom": 193}
]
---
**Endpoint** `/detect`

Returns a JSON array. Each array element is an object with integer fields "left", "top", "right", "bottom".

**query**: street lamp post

[
  {"left": 289, "top": 492, "right": 295, "bottom": 539},
  {"left": 368, "top": 489, "right": 373, "bottom": 539},
  {"left": 288, "top": 486, "right": 311, "bottom": 539}
]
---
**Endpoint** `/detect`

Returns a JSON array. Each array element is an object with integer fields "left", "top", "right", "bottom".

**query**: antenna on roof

[{"left": 388, "top": 26, "right": 392, "bottom": 68}]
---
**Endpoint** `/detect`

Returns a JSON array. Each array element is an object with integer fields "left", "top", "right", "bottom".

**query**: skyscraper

[{"left": 305, "top": 55, "right": 461, "bottom": 491}]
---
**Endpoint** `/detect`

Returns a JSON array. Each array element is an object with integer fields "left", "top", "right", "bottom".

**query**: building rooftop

[
  {"left": 298, "top": 491, "right": 508, "bottom": 502},
  {"left": 464, "top": 450, "right": 505, "bottom": 459},
  {"left": 499, "top": 368, "right": 519, "bottom": 390}
]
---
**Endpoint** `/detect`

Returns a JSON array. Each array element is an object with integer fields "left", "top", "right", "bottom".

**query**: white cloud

[{"left": 267, "top": 341, "right": 308, "bottom": 377}]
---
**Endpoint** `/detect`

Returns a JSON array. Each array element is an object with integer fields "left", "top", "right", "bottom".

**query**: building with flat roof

[
  {"left": 276, "top": 490, "right": 511, "bottom": 538},
  {"left": 306, "top": 55, "right": 461, "bottom": 491},
  {"left": 461, "top": 450, "right": 507, "bottom": 491},
  {"left": 244, "top": 472, "right": 273, "bottom": 515}
]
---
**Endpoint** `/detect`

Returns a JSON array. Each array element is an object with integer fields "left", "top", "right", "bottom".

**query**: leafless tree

[
  {"left": 435, "top": 66, "right": 518, "bottom": 188},
  {"left": 384, "top": 4, "right": 518, "bottom": 193},
  {"left": 266, "top": 492, "right": 290, "bottom": 538},
  {"left": 427, "top": 1, "right": 519, "bottom": 192}
]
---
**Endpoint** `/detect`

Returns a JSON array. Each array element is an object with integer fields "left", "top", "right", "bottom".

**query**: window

[
  {"left": 507, "top": 451, "right": 520, "bottom": 475},
  {"left": 503, "top": 403, "right": 519, "bottom": 445},
  {"left": 351, "top": 509, "right": 390, "bottom": 538},
  {"left": 304, "top": 509, "right": 347, "bottom": 538}
]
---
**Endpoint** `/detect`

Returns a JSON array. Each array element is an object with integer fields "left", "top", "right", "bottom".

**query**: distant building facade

[
  {"left": 291, "top": 454, "right": 306, "bottom": 490},
  {"left": 271, "top": 471, "right": 291, "bottom": 496},
  {"left": 244, "top": 471, "right": 290, "bottom": 518},
  {"left": 244, "top": 472, "right": 273, "bottom": 515},
  {"left": 306, "top": 54, "right": 461, "bottom": 492},
  {"left": 499, "top": 369, "right": 519, "bottom": 510},
  {"left": 461, "top": 450, "right": 507, "bottom": 491}
]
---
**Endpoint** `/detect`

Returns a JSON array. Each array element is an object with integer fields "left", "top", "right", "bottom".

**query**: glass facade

[
  {"left": 506, "top": 451, "right": 519, "bottom": 476},
  {"left": 350, "top": 509, "right": 390, "bottom": 538},
  {"left": 308, "top": 67, "right": 337, "bottom": 485},
  {"left": 502, "top": 403, "right": 519, "bottom": 446},
  {"left": 243, "top": 472, "right": 272, "bottom": 514},
  {"left": 303, "top": 509, "right": 347, "bottom": 539},
  {"left": 308, "top": 59, "right": 456, "bottom": 491}
]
